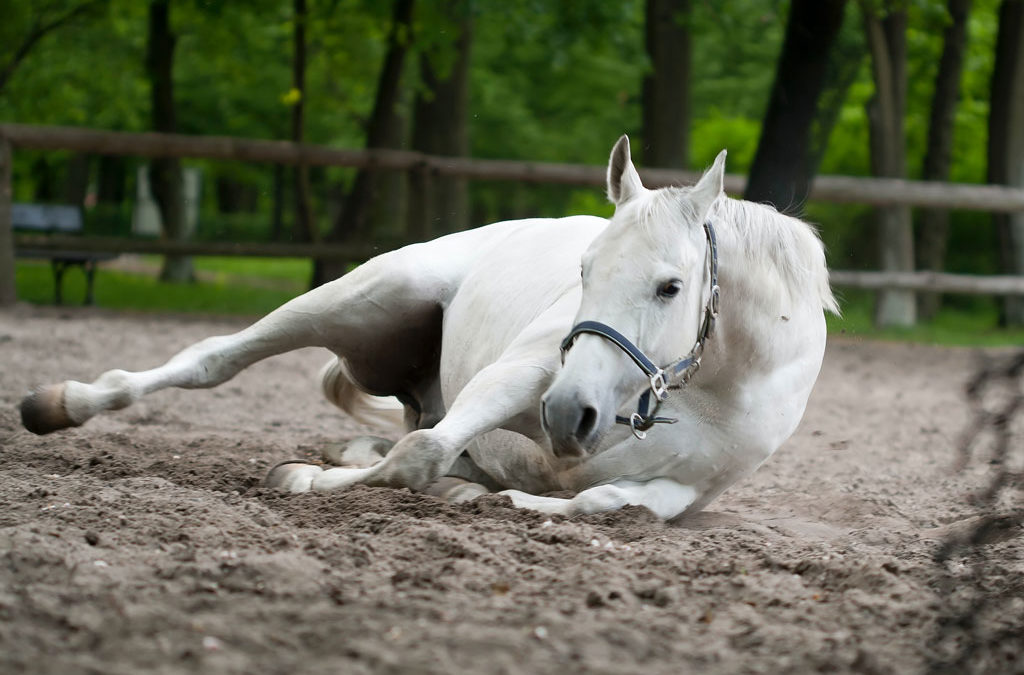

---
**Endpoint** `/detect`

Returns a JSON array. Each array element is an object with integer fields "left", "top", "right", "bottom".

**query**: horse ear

[
  {"left": 607, "top": 135, "right": 645, "bottom": 205},
  {"left": 690, "top": 149, "right": 727, "bottom": 215}
]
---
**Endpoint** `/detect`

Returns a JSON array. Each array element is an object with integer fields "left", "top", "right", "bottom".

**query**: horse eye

[{"left": 657, "top": 280, "right": 683, "bottom": 299}]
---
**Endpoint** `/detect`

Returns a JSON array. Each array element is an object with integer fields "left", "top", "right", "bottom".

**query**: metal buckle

[
  {"left": 628, "top": 413, "right": 648, "bottom": 440},
  {"left": 650, "top": 370, "right": 669, "bottom": 401},
  {"left": 709, "top": 285, "right": 721, "bottom": 318}
]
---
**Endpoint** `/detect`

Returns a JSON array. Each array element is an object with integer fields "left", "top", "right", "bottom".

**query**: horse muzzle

[{"left": 540, "top": 388, "right": 606, "bottom": 458}]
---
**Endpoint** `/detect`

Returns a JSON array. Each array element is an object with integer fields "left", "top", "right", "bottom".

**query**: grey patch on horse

[
  {"left": 321, "top": 436, "right": 394, "bottom": 467},
  {"left": 422, "top": 476, "right": 491, "bottom": 504}
]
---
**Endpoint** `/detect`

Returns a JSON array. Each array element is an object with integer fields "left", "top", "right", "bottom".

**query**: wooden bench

[{"left": 13, "top": 203, "right": 117, "bottom": 305}]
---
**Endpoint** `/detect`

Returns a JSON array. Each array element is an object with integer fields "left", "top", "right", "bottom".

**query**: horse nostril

[{"left": 575, "top": 405, "right": 598, "bottom": 442}]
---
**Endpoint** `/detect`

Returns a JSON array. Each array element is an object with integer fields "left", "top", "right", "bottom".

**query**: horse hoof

[
  {"left": 20, "top": 384, "right": 78, "bottom": 435},
  {"left": 264, "top": 460, "right": 323, "bottom": 494}
]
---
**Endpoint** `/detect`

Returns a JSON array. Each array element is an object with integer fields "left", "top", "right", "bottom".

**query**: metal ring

[{"left": 628, "top": 413, "right": 648, "bottom": 440}]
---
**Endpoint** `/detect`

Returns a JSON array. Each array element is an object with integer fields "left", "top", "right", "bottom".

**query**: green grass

[
  {"left": 15, "top": 260, "right": 1024, "bottom": 346},
  {"left": 828, "top": 290, "right": 1024, "bottom": 347},
  {"left": 185, "top": 256, "right": 311, "bottom": 283},
  {"left": 16, "top": 260, "right": 304, "bottom": 316}
]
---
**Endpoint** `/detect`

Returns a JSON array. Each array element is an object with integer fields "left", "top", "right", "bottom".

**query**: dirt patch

[{"left": 1, "top": 305, "right": 1021, "bottom": 674}]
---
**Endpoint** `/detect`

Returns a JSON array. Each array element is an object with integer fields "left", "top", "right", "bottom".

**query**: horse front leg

[
  {"left": 266, "top": 357, "right": 552, "bottom": 494},
  {"left": 501, "top": 478, "right": 698, "bottom": 520}
]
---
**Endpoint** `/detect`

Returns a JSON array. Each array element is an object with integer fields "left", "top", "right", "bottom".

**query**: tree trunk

[
  {"left": 312, "top": 0, "right": 415, "bottom": 287},
  {"left": 408, "top": 2, "right": 472, "bottom": 239},
  {"left": 31, "top": 157, "right": 55, "bottom": 202},
  {"left": 989, "top": 0, "right": 1024, "bottom": 326},
  {"left": 745, "top": 0, "right": 847, "bottom": 211},
  {"left": 917, "top": 0, "right": 971, "bottom": 320},
  {"left": 291, "top": 0, "right": 316, "bottom": 245},
  {"left": 215, "top": 176, "right": 258, "bottom": 213},
  {"left": 64, "top": 153, "right": 90, "bottom": 208},
  {"left": 865, "top": 6, "right": 915, "bottom": 327},
  {"left": 147, "top": 0, "right": 193, "bottom": 283},
  {"left": 271, "top": 163, "right": 285, "bottom": 241},
  {"left": 97, "top": 155, "right": 127, "bottom": 205},
  {"left": 0, "top": 138, "right": 15, "bottom": 307},
  {"left": 808, "top": 9, "right": 865, "bottom": 175},
  {"left": 641, "top": 0, "right": 690, "bottom": 169}
]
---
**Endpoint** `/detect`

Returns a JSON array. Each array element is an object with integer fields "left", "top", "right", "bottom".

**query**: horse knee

[{"left": 377, "top": 429, "right": 457, "bottom": 491}]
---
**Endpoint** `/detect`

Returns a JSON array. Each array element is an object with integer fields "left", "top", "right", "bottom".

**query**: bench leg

[
  {"left": 51, "top": 261, "right": 66, "bottom": 306},
  {"left": 84, "top": 260, "right": 97, "bottom": 306}
]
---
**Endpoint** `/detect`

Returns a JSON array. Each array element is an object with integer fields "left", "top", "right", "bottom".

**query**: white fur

[{"left": 36, "top": 137, "right": 836, "bottom": 520}]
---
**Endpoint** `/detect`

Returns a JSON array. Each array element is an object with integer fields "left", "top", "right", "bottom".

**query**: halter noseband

[{"left": 559, "top": 220, "right": 720, "bottom": 440}]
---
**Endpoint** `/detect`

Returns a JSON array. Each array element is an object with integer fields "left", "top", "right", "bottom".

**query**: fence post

[
  {"left": 407, "top": 162, "right": 434, "bottom": 241},
  {"left": 0, "top": 136, "right": 15, "bottom": 307}
]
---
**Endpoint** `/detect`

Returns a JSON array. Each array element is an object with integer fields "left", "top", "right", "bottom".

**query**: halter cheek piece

[{"left": 559, "top": 220, "right": 720, "bottom": 440}]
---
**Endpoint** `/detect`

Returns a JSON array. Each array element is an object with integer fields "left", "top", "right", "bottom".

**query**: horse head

[{"left": 541, "top": 136, "right": 726, "bottom": 458}]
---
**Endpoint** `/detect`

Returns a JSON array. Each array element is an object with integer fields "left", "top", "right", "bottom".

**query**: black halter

[{"left": 559, "top": 220, "right": 720, "bottom": 439}]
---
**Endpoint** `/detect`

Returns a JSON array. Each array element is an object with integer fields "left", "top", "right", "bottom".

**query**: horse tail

[{"left": 319, "top": 356, "right": 405, "bottom": 435}]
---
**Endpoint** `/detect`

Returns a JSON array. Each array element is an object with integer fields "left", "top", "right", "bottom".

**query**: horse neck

[{"left": 697, "top": 198, "right": 832, "bottom": 385}]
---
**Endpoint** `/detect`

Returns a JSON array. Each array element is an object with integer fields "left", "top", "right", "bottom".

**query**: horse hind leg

[
  {"left": 21, "top": 245, "right": 456, "bottom": 436},
  {"left": 20, "top": 329, "right": 288, "bottom": 435}
]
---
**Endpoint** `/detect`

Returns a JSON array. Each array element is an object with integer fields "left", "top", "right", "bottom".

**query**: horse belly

[{"left": 438, "top": 216, "right": 604, "bottom": 397}]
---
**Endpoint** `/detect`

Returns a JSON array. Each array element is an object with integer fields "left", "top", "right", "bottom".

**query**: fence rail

[
  {"left": 828, "top": 270, "right": 1024, "bottom": 296},
  {"left": 4, "top": 123, "right": 1024, "bottom": 211},
  {"left": 2, "top": 123, "right": 1024, "bottom": 308},
  {"left": 12, "top": 233, "right": 398, "bottom": 261}
]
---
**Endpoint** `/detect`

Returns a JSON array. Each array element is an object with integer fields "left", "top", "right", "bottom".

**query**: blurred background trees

[{"left": 1, "top": 0, "right": 1021, "bottom": 326}]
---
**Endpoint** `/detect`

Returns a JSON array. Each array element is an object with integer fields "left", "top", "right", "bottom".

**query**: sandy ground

[{"left": 0, "top": 305, "right": 1021, "bottom": 675}]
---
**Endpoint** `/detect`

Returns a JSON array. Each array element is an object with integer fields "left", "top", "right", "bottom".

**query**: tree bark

[
  {"left": 0, "top": 1, "right": 102, "bottom": 94},
  {"left": 641, "top": 0, "right": 691, "bottom": 169},
  {"left": 865, "top": 6, "right": 915, "bottom": 327},
  {"left": 291, "top": 0, "right": 316, "bottom": 244},
  {"left": 147, "top": 0, "right": 193, "bottom": 283},
  {"left": 408, "top": 1, "right": 472, "bottom": 239},
  {"left": 0, "top": 138, "right": 15, "bottom": 306},
  {"left": 271, "top": 163, "right": 285, "bottom": 241},
  {"left": 744, "top": 0, "right": 847, "bottom": 211},
  {"left": 97, "top": 155, "right": 127, "bottom": 205},
  {"left": 64, "top": 153, "right": 91, "bottom": 208},
  {"left": 917, "top": 0, "right": 971, "bottom": 320},
  {"left": 989, "top": 0, "right": 1024, "bottom": 325},
  {"left": 312, "top": 0, "right": 416, "bottom": 287}
]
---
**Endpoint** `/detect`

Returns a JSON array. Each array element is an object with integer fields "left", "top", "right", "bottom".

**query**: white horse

[{"left": 20, "top": 136, "right": 838, "bottom": 520}]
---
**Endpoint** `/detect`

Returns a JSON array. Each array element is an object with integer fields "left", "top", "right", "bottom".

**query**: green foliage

[
  {"left": 690, "top": 115, "right": 762, "bottom": 174},
  {"left": 0, "top": 0, "right": 1016, "bottom": 339}
]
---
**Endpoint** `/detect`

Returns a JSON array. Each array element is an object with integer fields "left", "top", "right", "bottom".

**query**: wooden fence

[{"left": 2, "top": 122, "right": 1024, "bottom": 307}]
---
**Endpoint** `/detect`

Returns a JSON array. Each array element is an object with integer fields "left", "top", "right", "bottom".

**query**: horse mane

[
  {"left": 711, "top": 196, "right": 839, "bottom": 315},
  {"left": 636, "top": 187, "right": 839, "bottom": 316}
]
